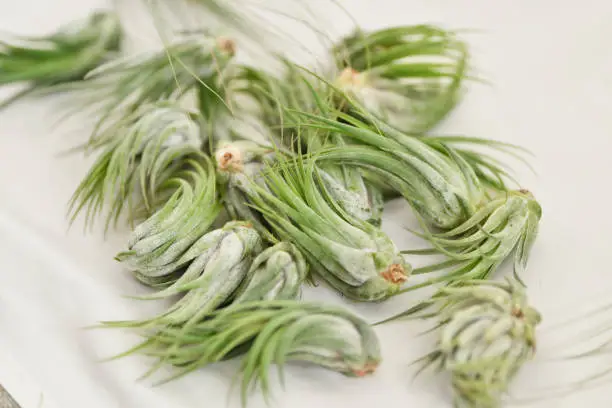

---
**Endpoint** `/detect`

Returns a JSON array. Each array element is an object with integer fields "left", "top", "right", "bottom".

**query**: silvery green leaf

[
  {"left": 233, "top": 242, "right": 308, "bottom": 302},
  {"left": 108, "top": 221, "right": 262, "bottom": 328}
]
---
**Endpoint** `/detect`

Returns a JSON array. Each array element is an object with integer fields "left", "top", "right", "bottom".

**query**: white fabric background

[{"left": 0, "top": 1, "right": 611, "bottom": 407}]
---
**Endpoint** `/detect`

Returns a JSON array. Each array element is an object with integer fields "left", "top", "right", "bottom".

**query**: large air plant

[
  {"left": 402, "top": 189, "right": 542, "bottom": 292},
  {"left": 294, "top": 112, "right": 484, "bottom": 230},
  {"left": 109, "top": 300, "right": 381, "bottom": 405},
  {"left": 242, "top": 156, "right": 410, "bottom": 301},
  {"left": 332, "top": 24, "right": 469, "bottom": 134}
]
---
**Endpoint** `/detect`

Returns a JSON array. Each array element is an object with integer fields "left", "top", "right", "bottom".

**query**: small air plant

[
  {"left": 243, "top": 156, "right": 410, "bottom": 301},
  {"left": 115, "top": 155, "right": 222, "bottom": 287},
  {"left": 332, "top": 25, "right": 469, "bottom": 134},
  {"left": 68, "top": 102, "right": 203, "bottom": 232},
  {"left": 409, "top": 279, "right": 541, "bottom": 408},
  {"left": 56, "top": 33, "right": 235, "bottom": 141},
  {"left": 0, "top": 10, "right": 122, "bottom": 107},
  {"left": 109, "top": 300, "right": 380, "bottom": 405},
  {"left": 401, "top": 189, "right": 542, "bottom": 292},
  {"left": 295, "top": 112, "right": 485, "bottom": 230},
  {"left": 241, "top": 65, "right": 388, "bottom": 227},
  {"left": 110, "top": 221, "right": 263, "bottom": 328},
  {"left": 232, "top": 242, "right": 308, "bottom": 302}
]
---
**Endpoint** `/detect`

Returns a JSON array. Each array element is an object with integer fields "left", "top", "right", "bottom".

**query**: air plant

[
  {"left": 115, "top": 155, "right": 222, "bottom": 287},
  {"left": 294, "top": 112, "right": 484, "bottom": 230},
  {"left": 110, "top": 221, "right": 263, "bottom": 328},
  {"left": 244, "top": 63, "right": 388, "bottom": 227},
  {"left": 68, "top": 102, "right": 203, "bottom": 231},
  {"left": 109, "top": 300, "right": 380, "bottom": 405},
  {"left": 332, "top": 24, "right": 468, "bottom": 134},
  {"left": 401, "top": 189, "right": 542, "bottom": 292},
  {"left": 243, "top": 155, "right": 410, "bottom": 301},
  {"left": 0, "top": 10, "right": 122, "bottom": 107},
  {"left": 232, "top": 242, "right": 308, "bottom": 302},
  {"left": 410, "top": 279, "right": 541, "bottom": 408}
]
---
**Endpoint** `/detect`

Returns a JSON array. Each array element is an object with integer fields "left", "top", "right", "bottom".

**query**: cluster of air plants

[{"left": 2, "top": 2, "right": 567, "bottom": 407}]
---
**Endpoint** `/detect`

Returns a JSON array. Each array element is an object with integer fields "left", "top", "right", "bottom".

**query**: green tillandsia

[
  {"left": 68, "top": 102, "right": 203, "bottom": 232},
  {"left": 300, "top": 76, "right": 521, "bottom": 197},
  {"left": 55, "top": 33, "right": 235, "bottom": 145},
  {"left": 0, "top": 11, "right": 121, "bottom": 107},
  {"left": 332, "top": 24, "right": 468, "bottom": 134},
  {"left": 231, "top": 242, "right": 308, "bottom": 302},
  {"left": 255, "top": 63, "right": 387, "bottom": 227},
  {"left": 293, "top": 111, "right": 485, "bottom": 230},
  {"left": 243, "top": 155, "right": 410, "bottom": 301},
  {"left": 110, "top": 221, "right": 263, "bottom": 328},
  {"left": 400, "top": 189, "right": 542, "bottom": 292},
  {"left": 116, "top": 155, "right": 222, "bottom": 287},
  {"left": 107, "top": 300, "right": 380, "bottom": 405},
  {"left": 412, "top": 279, "right": 541, "bottom": 408}
]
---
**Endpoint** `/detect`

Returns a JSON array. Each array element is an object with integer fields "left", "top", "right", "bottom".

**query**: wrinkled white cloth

[{"left": 1, "top": 1, "right": 612, "bottom": 407}]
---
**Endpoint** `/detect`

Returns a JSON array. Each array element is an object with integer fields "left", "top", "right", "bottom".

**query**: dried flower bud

[
  {"left": 216, "top": 143, "right": 244, "bottom": 173},
  {"left": 216, "top": 36, "right": 236, "bottom": 56}
]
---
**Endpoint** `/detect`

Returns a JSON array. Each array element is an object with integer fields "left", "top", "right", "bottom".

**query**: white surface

[{"left": 1, "top": 1, "right": 611, "bottom": 407}]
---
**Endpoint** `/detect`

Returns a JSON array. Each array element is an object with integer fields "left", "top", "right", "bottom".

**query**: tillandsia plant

[
  {"left": 108, "top": 300, "right": 380, "bottom": 405},
  {"left": 56, "top": 33, "right": 235, "bottom": 143},
  {"left": 116, "top": 155, "right": 222, "bottom": 287},
  {"left": 332, "top": 24, "right": 469, "bottom": 134},
  {"left": 411, "top": 279, "right": 541, "bottom": 408},
  {"left": 112, "top": 221, "right": 263, "bottom": 328},
  {"left": 68, "top": 102, "right": 203, "bottom": 231},
  {"left": 0, "top": 10, "right": 122, "bottom": 107},
  {"left": 243, "top": 156, "right": 411, "bottom": 301},
  {"left": 294, "top": 112, "right": 485, "bottom": 230},
  {"left": 401, "top": 189, "right": 542, "bottom": 291},
  {"left": 238, "top": 62, "right": 388, "bottom": 227},
  {"left": 231, "top": 242, "right": 308, "bottom": 302}
]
